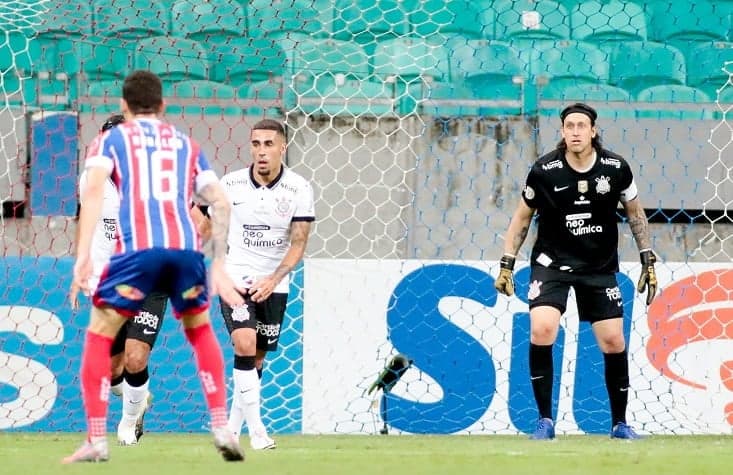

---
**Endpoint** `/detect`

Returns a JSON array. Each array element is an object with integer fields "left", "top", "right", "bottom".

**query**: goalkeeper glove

[
  {"left": 637, "top": 249, "right": 658, "bottom": 306},
  {"left": 495, "top": 254, "right": 516, "bottom": 297}
]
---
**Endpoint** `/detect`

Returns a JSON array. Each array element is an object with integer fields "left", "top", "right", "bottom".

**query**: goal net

[{"left": 1, "top": 0, "right": 732, "bottom": 436}]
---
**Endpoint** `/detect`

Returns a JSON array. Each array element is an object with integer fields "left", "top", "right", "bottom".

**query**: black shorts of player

[
  {"left": 527, "top": 266, "right": 623, "bottom": 323},
  {"left": 220, "top": 291, "right": 288, "bottom": 352},
  {"left": 111, "top": 291, "right": 168, "bottom": 356}
]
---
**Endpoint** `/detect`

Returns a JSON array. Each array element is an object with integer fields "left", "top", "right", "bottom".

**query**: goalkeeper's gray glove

[
  {"left": 495, "top": 254, "right": 516, "bottom": 297},
  {"left": 637, "top": 249, "right": 658, "bottom": 306}
]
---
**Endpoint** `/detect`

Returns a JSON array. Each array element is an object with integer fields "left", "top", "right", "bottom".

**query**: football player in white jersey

[
  {"left": 69, "top": 114, "right": 211, "bottom": 446},
  {"left": 217, "top": 119, "right": 315, "bottom": 450}
]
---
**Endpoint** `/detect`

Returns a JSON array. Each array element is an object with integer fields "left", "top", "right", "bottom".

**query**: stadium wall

[{"left": 2, "top": 258, "right": 733, "bottom": 435}]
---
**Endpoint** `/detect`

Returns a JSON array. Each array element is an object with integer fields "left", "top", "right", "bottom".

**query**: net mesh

[{"left": 1, "top": 0, "right": 732, "bottom": 436}]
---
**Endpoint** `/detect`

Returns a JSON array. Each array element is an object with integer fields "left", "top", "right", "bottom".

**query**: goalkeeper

[{"left": 494, "top": 102, "right": 657, "bottom": 440}]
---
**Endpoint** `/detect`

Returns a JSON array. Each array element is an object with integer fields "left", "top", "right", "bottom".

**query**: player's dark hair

[
  {"left": 252, "top": 118, "right": 286, "bottom": 138},
  {"left": 122, "top": 70, "right": 163, "bottom": 114},
  {"left": 556, "top": 102, "right": 603, "bottom": 153},
  {"left": 101, "top": 114, "right": 125, "bottom": 132}
]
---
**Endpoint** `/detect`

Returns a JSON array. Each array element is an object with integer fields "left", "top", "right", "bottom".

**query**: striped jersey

[
  {"left": 84, "top": 118, "right": 218, "bottom": 253},
  {"left": 78, "top": 171, "right": 120, "bottom": 292},
  {"left": 221, "top": 165, "right": 315, "bottom": 293}
]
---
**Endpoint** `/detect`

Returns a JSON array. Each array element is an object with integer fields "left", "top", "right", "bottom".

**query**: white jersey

[
  {"left": 221, "top": 165, "right": 315, "bottom": 293},
  {"left": 78, "top": 170, "right": 120, "bottom": 292}
]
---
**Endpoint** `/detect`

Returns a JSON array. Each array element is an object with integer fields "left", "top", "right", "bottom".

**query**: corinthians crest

[
  {"left": 275, "top": 196, "right": 292, "bottom": 217},
  {"left": 595, "top": 175, "right": 611, "bottom": 195}
]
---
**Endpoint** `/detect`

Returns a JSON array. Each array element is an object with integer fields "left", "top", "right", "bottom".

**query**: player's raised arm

[
  {"left": 495, "top": 198, "right": 536, "bottom": 297},
  {"left": 623, "top": 196, "right": 657, "bottom": 305}
]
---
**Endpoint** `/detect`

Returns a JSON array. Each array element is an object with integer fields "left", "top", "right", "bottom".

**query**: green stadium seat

[
  {"left": 636, "top": 85, "right": 715, "bottom": 120},
  {"left": 29, "top": 0, "right": 93, "bottom": 107},
  {"left": 134, "top": 36, "right": 210, "bottom": 82},
  {"left": 207, "top": 36, "right": 287, "bottom": 98},
  {"left": 171, "top": 0, "right": 247, "bottom": 44},
  {"left": 287, "top": 37, "right": 392, "bottom": 116},
  {"left": 609, "top": 41, "right": 686, "bottom": 96},
  {"left": 493, "top": 0, "right": 570, "bottom": 41},
  {"left": 529, "top": 40, "right": 609, "bottom": 88},
  {"left": 372, "top": 37, "right": 451, "bottom": 115},
  {"left": 448, "top": 38, "right": 525, "bottom": 116},
  {"left": 332, "top": 0, "right": 409, "bottom": 56},
  {"left": 541, "top": 82, "right": 631, "bottom": 101},
  {"left": 164, "top": 80, "right": 241, "bottom": 115},
  {"left": 246, "top": 0, "right": 333, "bottom": 40},
  {"left": 649, "top": 1, "right": 733, "bottom": 60},
  {"left": 570, "top": 0, "right": 647, "bottom": 54},
  {"left": 239, "top": 81, "right": 284, "bottom": 117},
  {"left": 635, "top": 84, "right": 713, "bottom": 119},
  {"left": 82, "top": 80, "right": 124, "bottom": 113},
  {"left": 685, "top": 42, "right": 733, "bottom": 100},
  {"left": 78, "top": 39, "right": 135, "bottom": 83},
  {"left": 93, "top": 0, "right": 170, "bottom": 40},
  {"left": 408, "top": 0, "right": 494, "bottom": 41}
]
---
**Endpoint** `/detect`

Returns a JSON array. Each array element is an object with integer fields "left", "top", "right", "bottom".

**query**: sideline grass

[{"left": 2, "top": 433, "right": 732, "bottom": 475}]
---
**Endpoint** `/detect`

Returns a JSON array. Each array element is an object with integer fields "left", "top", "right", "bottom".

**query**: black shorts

[
  {"left": 111, "top": 291, "right": 168, "bottom": 356},
  {"left": 527, "top": 266, "right": 623, "bottom": 323},
  {"left": 220, "top": 292, "right": 288, "bottom": 352}
]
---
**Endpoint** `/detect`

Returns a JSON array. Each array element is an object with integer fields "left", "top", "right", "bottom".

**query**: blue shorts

[{"left": 93, "top": 248, "right": 209, "bottom": 318}]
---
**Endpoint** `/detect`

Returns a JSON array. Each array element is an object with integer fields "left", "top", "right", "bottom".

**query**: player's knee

[
  {"left": 125, "top": 343, "right": 151, "bottom": 373},
  {"left": 598, "top": 334, "right": 625, "bottom": 353},
  {"left": 530, "top": 325, "right": 558, "bottom": 345},
  {"left": 231, "top": 328, "right": 256, "bottom": 355}
]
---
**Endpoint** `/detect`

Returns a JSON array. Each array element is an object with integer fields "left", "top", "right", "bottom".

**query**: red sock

[
  {"left": 185, "top": 323, "right": 228, "bottom": 428},
  {"left": 80, "top": 331, "right": 114, "bottom": 439}
]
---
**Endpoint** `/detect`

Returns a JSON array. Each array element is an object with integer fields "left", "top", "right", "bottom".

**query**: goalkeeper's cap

[
  {"left": 560, "top": 102, "right": 597, "bottom": 125},
  {"left": 101, "top": 114, "right": 125, "bottom": 132}
]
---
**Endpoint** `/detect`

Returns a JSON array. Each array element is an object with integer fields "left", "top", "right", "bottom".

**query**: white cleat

[
  {"left": 117, "top": 419, "right": 138, "bottom": 446},
  {"left": 213, "top": 427, "right": 245, "bottom": 461},
  {"left": 250, "top": 430, "right": 276, "bottom": 450},
  {"left": 134, "top": 392, "right": 152, "bottom": 442}
]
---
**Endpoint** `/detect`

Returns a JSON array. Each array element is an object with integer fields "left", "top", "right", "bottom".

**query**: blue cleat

[
  {"left": 610, "top": 422, "right": 643, "bottom": 440},
  {"left": 529, "top": 418, "right": 556, "bottom": 440}
]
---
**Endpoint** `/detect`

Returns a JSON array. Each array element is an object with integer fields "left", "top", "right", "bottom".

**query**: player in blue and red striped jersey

[{"left": 64, "top": 70, "right": 245, "bottom": 463}]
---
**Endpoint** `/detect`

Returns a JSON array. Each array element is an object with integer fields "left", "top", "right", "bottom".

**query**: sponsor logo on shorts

[
  {"left": 115, "top": 284, "right": 145, "bottom": 300},
  {"left": 256, "top": 322, "right": 280, "bottom": 338},
  {"left": 133, "top": 310, "right": 160, "bottom": 330},
  {"left": 605, "top": 286, "right": 622, "bottom": 306}
]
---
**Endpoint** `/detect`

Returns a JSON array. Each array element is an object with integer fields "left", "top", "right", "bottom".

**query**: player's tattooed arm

[
  {"left": 624, "top": 198, "right": 652, "bottom": 251},
  {"left": 503, "top": 199, "right": 535, "bottom": 256},
  {"left": 272, "top": 221, "right": 312, "bottom": 283},
  {"left": 197, "top": 182, "right": 231, "bottom": 259}
]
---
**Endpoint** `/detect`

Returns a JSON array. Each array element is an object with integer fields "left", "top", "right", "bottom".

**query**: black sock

[
  {"left": 125, "top": 367, "right": 149, "bottom": 388},
  {"left": 529, "top": 343, "right": 554, "bottom": 420},
  {"left": 234, "top": 355, "right": 256, "bottom": 371},
  {"left": 111, "top": 374, "right": 125, "bottom": 387},
  {"left": 604, "top": 350, "right": 629, "bottom": 426}
]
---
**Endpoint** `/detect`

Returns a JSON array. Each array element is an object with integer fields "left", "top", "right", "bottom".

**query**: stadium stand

[
  {"left": 332, "top": 0, "right": 409, "bottom": 56},
  {"left": 685, "top": 41, "right": 733, "bottom": 101},
  {"left": 93, "top": 0, "right": 169, "bottom": 40},
  {"left": 570, "top": 0, "right": 647, "bottom": 55},
  {"left": 493, "top": 0, "right": 570, "bottom": 42},
  {"left": 134, "top": 36, "right": 210, "bottom": 83},
  {"left": 609, "top": 41, "right": 687, "bottom": 96},
  {"left": 409, "top": 0, "right": 494, "bottom": 43},
  {"left": 170, "top": 0, "right": 247, "bottom": 45}
]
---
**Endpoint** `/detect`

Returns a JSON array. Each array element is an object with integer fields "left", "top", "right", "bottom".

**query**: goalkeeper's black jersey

[{"left": 521, "top": 148, "right": 637, "bottom": 274}]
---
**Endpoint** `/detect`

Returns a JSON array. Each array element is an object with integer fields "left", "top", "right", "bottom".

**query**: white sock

[
  {"left": 232, "top": 368, "right": 265, "bottom": 435},
  {"left": 121, "top": 380, "right": 149, "bottom": 424}
]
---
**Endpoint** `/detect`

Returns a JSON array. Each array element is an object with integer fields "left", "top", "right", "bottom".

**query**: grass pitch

[{"left": 2, "top": 433, "right": 732, "bottom": 475}]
